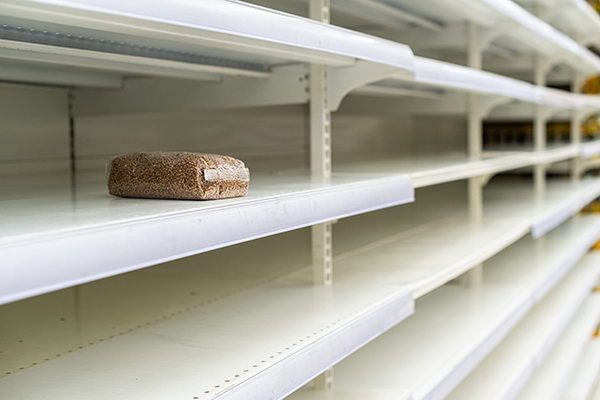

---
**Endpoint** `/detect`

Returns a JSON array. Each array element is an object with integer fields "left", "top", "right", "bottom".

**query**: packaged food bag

[{"left": 107, "top": 152, "right": 249, "bottom": 200}]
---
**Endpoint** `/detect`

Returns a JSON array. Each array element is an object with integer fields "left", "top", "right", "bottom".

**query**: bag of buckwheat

[{"left": 107, "top": 152, "right": 249, "bottom": 200}]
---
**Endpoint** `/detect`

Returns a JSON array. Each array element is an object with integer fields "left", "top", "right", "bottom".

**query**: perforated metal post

[
  {"left": 309, "top": 0, "right": 333, "bottom": 288},
  {"left": 571, "top": 69, "right": 583, "bottom": 181},
  {"left": 534, "top": 54, "right": 548, "bottom": 198},
  {"left": 466, "top": 20, "right": 484, "bottom": 286},
  {"left": 309, "top": 0, "right": 334, "bottom": 389}
]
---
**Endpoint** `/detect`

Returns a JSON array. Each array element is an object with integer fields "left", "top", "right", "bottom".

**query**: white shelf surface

[
  {"left": 336, "top": 151, "right": 537, "bottom": 189},
  {"left": 335, "top": 217, "right": 530, "bottom": 299},
  {"left": 514, "top": 0, "right": 600, "bottom": 46},
  {"left": 0, "top": 0, "right": 414, "bottom": 86},
  {"left": 289, "top": 283, "right": 532, "bottom": 400},
  {"left": 288, "top": 214, "right": 600, "bottom": 400},
  {"left": 445, "top": 253, "right": 600, "bottom": 400},
  {"left": 514, "top": 294, "right": 600, "bottom": 400},
  {"left": 581, "top": 140, "right": 600, "bottom": 160},
  {"left": 562, "top": 338, "right": 600, "bottom": 400},
  {"left": 485, "top": 176, "right": 600, "bottom": 238},
  {"left": 0, "top": 268, "right": 414, "bottom": 400},
  {"left": 0, "top": 171, "right": 413, "bottom": 305},
  {"left": 485, "top": 214, "right": 600, "bottom": 303}
]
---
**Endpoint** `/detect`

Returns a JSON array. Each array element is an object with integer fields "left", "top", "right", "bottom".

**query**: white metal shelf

[
  {"left": 484, "top": 214, "right": 600, "bottom": 303},
  {"left": 335, "top": 152, "right": 532, "bottom": 188},
  {"left": 515, "top": 296, "right": 600, "bottom": 400},
  {"left": 0, "top": 171, "right": 413, "bottom": 305},
  {"left": 288, "top": 216, "right": 600, "bottom": 400},
  {"left": 562, "top": 339, "right": 600, "bottom": 400},
  {"left": 581, "top": 140, "right": 600, "bottom": 160},
  {"left": 446, "top": 261, "right": 600, "bottom": 400},
  {"left": 514, "top": 0, "right": 600, "bottom": 46},
  {"left": 0, "top": 266, "right": 414, "bottom": 400},
  {"left": 335, "top": 217, "right": 530, "bottom": 299},
  {"left": 0, "top": 0, "right": 415, "bottom": 87},
  {"left": 289, "top": 283, "right": 532, "bottom": 400},
  {"left": 485, "top": 176, "right": 600, "bottom": 238}
]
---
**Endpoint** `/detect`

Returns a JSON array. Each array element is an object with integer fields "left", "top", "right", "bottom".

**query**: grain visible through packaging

[{"left": 107, "top": 152, "right": 249, "bottom": 200}]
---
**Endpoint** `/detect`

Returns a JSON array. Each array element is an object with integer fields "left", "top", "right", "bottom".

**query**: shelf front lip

[
  {"left": 532, "top": 179, "right": 600, "bottom": 238},
  {"left": 410, "top": 153, "right": 532, "bottom": 188},
  {"left": 562, "top": 339, "right": 600, "bottom": 400},
  {"left": 210, "top": 289, "right": 414, "bottom": 400},
  {"left": 0, "top": 174, "right": 414, "bottom": 305},
  {"left": 580, "top": 140, "right": 600, "bottom": 160},
  {"left": 409, "top": 219, "right": 531, "bottom": 299},
  {"left": 0, "top": 0, "right": 415, "bottom": 72},
  {"left": 529, "top": 145, "right": 580, "bottom": 165},
  {"left": 412, "top": 57, "right": 535, "bottom": 102},
  {"left": 0, "top": 284, "right": 414, "bottom": 400}
]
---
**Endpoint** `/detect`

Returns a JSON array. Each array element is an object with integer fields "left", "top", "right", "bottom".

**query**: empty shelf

[
  {"left": 581, "top": 140, "right": 600, "bottom": 160},
  {"left": 514, "top": 294, "right": 600, "bottom": 400},
  {"left": 289, "top": 283, "right": 532, "bottom": 400},
  {"left": 0, "top": 269, "right": 414, "bottom": 400},
  {"left": 288, "top": 217, "right": 600, "bottom": 400},
  {"left": 336, "top": 152, "right": 533, "bottom": 188},
  {"left": 485, "top": 214, "right": 600, "bottom": 302},
  {"left": 562, "top": 339, "right": 600, "bottom": 400},
  {"left": 0, "top": 0, "right": 414, "bottom": 85},
  {"left": 446, "top": 253, "right": 600, "bottom": 400},
  {"left": 0, "top": 171, "right": 413, "bottom": 305},
  {"left": 485, "top": 176, "right": 600, "bottom": 237},
  {"left": 335, "top": 217, "right": 530, "bottom": 298}
]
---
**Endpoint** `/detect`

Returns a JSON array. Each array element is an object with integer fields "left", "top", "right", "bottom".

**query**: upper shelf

[
  {"left": 513, "top": 0, "right": 600, "bottom": 47},
  {"left": 0, "top": 170, "right": 413, "bottom": 305},
  {"left": 0, "top": 0, "right": 415, "bottom": 87}
]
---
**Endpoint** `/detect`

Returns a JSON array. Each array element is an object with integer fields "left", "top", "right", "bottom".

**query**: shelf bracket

[{"left": 328, "top": 60, "right": 406, "bottom": 112}]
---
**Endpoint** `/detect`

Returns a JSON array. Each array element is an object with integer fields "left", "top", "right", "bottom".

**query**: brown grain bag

[{"left": 107, "top": 152, "right": 249, "bottom": 200}]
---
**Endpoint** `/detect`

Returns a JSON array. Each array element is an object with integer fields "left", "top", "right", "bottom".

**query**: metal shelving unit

[{"left": 2, "top": 0, "right": 600, "bottom": 399}]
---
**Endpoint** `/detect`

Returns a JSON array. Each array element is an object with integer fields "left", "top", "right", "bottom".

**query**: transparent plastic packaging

[{"left": 107, "top": 152, "right": 249, "bottom": 200}]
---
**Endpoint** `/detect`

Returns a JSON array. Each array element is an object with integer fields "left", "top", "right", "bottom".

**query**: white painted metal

[
  {"left": 445, "top": 254, "right": 600, "bottom": 400},
  {"left": 309, "top": 0, "right": 333, "bottom": 292},
  {"left": 288, "top": 283, "right": 532, "bottom": 400},
  {"left": 334, "top": 217, "right": 530, "bottom": 299},
  {"left": 485, "top": 214, "right": 600, "bottom": 302},
  {"left": 0, "top": 273, "right": 414, "bottom": 400},
  {"left": 0, "top": 0, "right": 415, "bottom": 71},
  {"left": 515, "top": 294, "right": 600, "bottom": 400},
  {"left": 73, "top": 64, "right": 310, "bottom": 116},
  {"left": 580, "top": 140, "right": 600, "bottom": 160},
  {"left": 485, "top": 177, "right": 600, "bottom": 238},
  {"left": 412, "top": 57, "right": 535, "bottom": 102},
  {"left": 0, "top": 172, "right": 414, "bottom": 305},
  {"left": 562, "top": 339, "right": 600, "bottom": 400}
]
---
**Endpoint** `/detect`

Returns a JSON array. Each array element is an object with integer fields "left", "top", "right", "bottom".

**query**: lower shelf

[
  {"left": 445, "top": 254, "right": 600, "bottom": 400},
  {"left": 0, "top": 270, "right": 413, "bottom": 400},
  {"left": 562, "top": 338, "right": 600, "bottom": 400},
  {"left": 514, "top": 294, "right": 600, "bottom": 400},
  {"left": 288, "top": 217, "right": 600, "bottom": 400}
]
